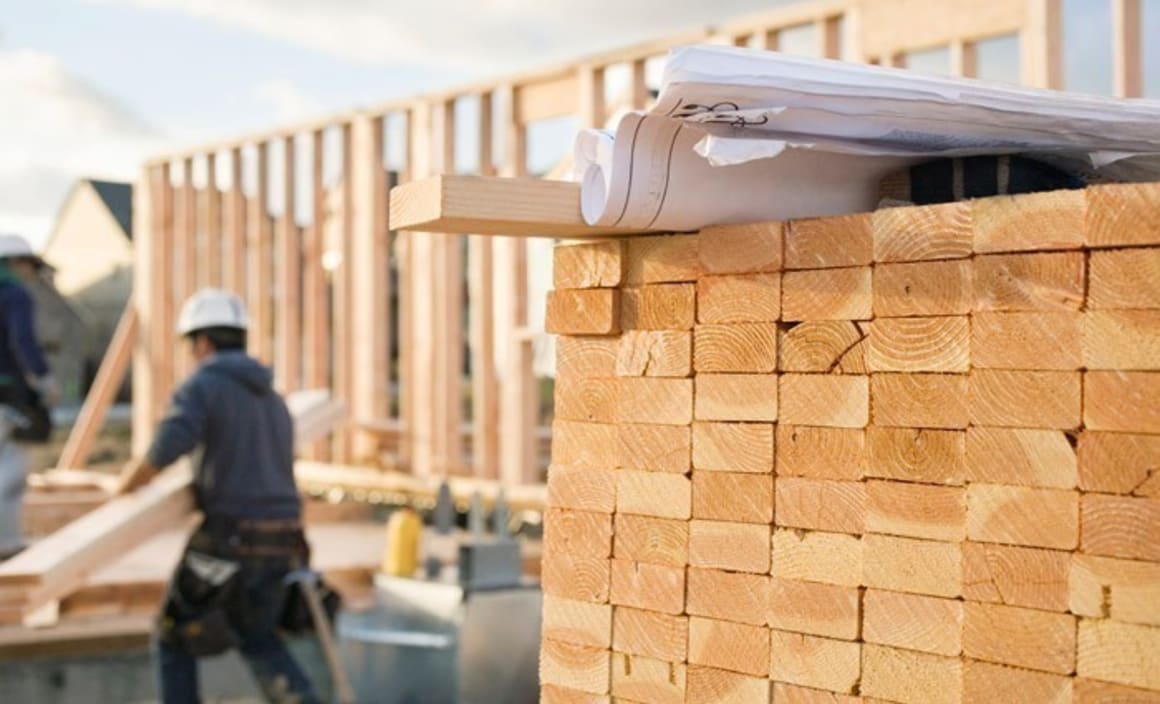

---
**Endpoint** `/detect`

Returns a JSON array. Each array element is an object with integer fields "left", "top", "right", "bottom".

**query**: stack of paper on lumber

[
  {"left": 0, "top": 389, "right": 347, "bottom": 622},
  {"left": 540, "top": 182, "right": 1160, "bottom": 703}
]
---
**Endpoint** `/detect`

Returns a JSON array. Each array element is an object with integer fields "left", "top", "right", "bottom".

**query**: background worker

[
  {"left": 0, "top": 234, "right": 58, "bottom": 561},
  {"left": 117, "top": 288, "right": 319, "bottom": 704}
]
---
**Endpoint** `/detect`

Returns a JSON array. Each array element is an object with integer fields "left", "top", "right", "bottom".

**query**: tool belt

[
  {"left": 0, "top": 381, "right": 51, "bottom": 444},
  {"left": 159, "top": 516, "right": 310, "bottom": 656},
  {"left": 195, "top": 515, "right": 311, "bottom": 561}
]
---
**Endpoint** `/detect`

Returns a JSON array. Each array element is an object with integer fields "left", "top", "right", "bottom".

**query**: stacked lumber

[{"left": 540, "top": 183, "right": 1160, "bottom": 703}]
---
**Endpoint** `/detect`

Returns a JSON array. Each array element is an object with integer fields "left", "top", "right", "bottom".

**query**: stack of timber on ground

[{"left": 539, "top": 182, "right": 1160, "bottom": 704}]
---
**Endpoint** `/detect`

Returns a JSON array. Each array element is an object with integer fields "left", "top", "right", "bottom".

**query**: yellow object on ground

[{"left": 380, "top": 508, "right": 422, "bottom": 577}]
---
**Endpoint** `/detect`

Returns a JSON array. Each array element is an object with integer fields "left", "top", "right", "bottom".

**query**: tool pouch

[
  {"left": 0, "top": 383, "right": 51, "bottom": 444},
  {"left": 161, "top": 550, "right": 243, "bottom": 657}
]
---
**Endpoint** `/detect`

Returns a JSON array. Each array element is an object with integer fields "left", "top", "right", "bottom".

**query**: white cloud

[
  {"left": 98, "top": 0, "right": 786, "bottom": 73},
  {"left": 0, "top": 49, "right": 166, "bottom": 246},
  {"left": 254, "top": 78, "right": 322, "bottom": 122}
]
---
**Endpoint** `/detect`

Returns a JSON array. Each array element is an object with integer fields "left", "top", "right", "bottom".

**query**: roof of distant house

[{"left": 86, "top": 180, "right": 132, "bottom": 238}]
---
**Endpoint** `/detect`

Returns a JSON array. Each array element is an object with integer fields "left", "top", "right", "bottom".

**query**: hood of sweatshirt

[{"left": 201, "top": 350, "right": 273, "bottom": 394}]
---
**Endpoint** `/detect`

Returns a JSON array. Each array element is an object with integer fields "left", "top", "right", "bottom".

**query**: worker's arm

[
  {"left": 4, "top": 286, "right": 56, "bottom": 405},
  {"left": 115, "top": 380, "right": 209, "bottom": 494}
]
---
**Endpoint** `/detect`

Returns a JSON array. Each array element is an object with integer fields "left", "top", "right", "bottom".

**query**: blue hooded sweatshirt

[
  {"left": 0, "top": 280, "right": 49, "bottom": 394},
  {"left": 146, "top": 351, "right": 301, "bottom": 520}
]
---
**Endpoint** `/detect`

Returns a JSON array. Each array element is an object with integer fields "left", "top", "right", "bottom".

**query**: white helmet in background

[
  {"left": 176, "top": 288, "right": 249, "bottom": 336},
  {"left": 0, "top": 234, "right": 44, "bottom": 265}
]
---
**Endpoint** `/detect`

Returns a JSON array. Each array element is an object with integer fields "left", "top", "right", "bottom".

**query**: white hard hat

[
  {"left": 176, "top": 288, "right": 249, "bottom": 335},
  {"left": 0, "top": 234, "right": 43, "bottom": 264}
]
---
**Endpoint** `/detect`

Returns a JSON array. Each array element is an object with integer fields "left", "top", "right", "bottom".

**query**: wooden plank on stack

[
  {"left": 610, "top": 559, "right": 685, "bottom": 615},
  {"left": 963, "top": 660, "right": 1072, "bottom": 704},
  {"left": 620, "top": 284, "right": 696, "bottom": 330},
  {"left": 617, "top": 330, "right": 692, "bottom": 378},
  {"left": 540, "top": 638, "right": 611, "bottom": 695},
  {"left": 697, "top": 274, "right": 781, "bottom": 323},
  {"left": 542, "top": 596, "right": 612, "bottom": 649},
  {"left": 778, "top": 320, "right": 867, "bottom": 373},
  {"left": 612, "top": 607, "right": 688, "bottom": 661},
  {"left": 617, "top": 423, "right": 691, "bottom": 473},
  {"left": 776, "top": 426, "right": 865, "bottom": 481},
  {"left": 962, "top": 602, "right": 1076, "bottom": 674},
  {"left": 863, "top": 644, "right": 964, "bottom": 704},
  {"left": 554, "top": 240, "right": 624, "bottom": 289},
  {"left": 974, "top": 251, "right": 1085, "bottom": 312},
  {"left": 972, "top": 188, "right": 1084, "bottom": 253},
  {"left": 613, "top": 514, "right": 688, "bottom": 567},
  {"left": 692, "top": 472, "right": 772, "bottom": 523},
  {"left": 697, "top": 222, "right": 781, "bottom": 275},
  {"left": 782, "top": 267, "right": 872, "bottom": 321},
  {"left": 624, "top": 234, "right": 699, "bottom": 285},
  {"left": 779, "top": 375, "right": 869, "bottom": 428},
  {"left": 873, "top": 259, "right": 972, "bottom": 317},
  {"left": 872, "top": 200, "right": 972, "bottom": 262},
  {"left": 961, "top": 542, "right": 1070, "bottom": 612},
  {"left": 546, "top": 289, "right": 621, "bottom": 335},
  {"left": 769, "top": 630, "right": 861, "bottom": 694},
  {"left": 687, "top": 520, "right": 769, "bottom": 573},
  {"left": 692, "top": 422, "right": 774, "bottom": 473},
  {"left": 785, "top": 214, "right": 873, "bottom": 270},
  {"left": 866, "top": 426, "right": 965, "bottom": 485},
  {"left": 694, "top": 374, "right": 778, "bottom": 421},
  {"left": 971, "top": 311, "right": 1082, "bottom": 370},
  {"left": 1087, "top": 248, "right": 1160, "bottom": 309},
  {"left": 1070, "top": 553, "right": 1160, "bottom": 626},
  {"left": 1076, "top": 431, "right": 1160, "bottom": 495},
  {"left": 871, "top": 373, "right": 969, "bottom": 429},
  {"left": 965, "top": 427, "right": 1077, "bottom": 488},
  {"left": 687, "top": 616, "right": 770, "bottom": 676},
  {"left": 693, "top": 323, "right": 778, "bottom": 373},
  {"left": 770, "top": 529, "right": 862, "bottom": 587},
  {"left": 863, "top": 589, "right": 963, "bottom": 656},
  {"left": 767, "top": 577, "right": 861, "bottom": 640},
  {"left": 612, "top": 653, "right": 687, "bottom": 703}
]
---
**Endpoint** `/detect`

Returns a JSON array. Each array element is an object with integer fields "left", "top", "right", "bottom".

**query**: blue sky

[{"left": 3, "top": 0, "right": 462, "bottom": 138}]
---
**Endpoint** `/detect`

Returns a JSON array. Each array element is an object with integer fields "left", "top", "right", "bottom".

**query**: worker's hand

[
  {"left": 33, "top": 375, "right": 60, "bottom": 408},
  {"left": 114, "top": 459, "right": 158, "bottom": 496}
]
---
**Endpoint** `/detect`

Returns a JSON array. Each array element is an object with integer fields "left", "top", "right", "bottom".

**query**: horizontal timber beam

[{"left": 388, "top": 175, "right": 656, "bottom": 238}]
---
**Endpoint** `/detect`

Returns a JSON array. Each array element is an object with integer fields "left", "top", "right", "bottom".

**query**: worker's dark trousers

[{"left": 156, "top": 560, "right": 320, "bottom": 704}]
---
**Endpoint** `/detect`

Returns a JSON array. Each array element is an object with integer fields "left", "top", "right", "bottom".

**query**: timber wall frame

[{"left": 130, "top": 0, "right": 1143, "bottom": 484}]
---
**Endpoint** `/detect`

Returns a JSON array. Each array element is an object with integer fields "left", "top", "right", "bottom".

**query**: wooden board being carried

[{"left": 0, "top": 389, "right": 347, "bottom": 621}]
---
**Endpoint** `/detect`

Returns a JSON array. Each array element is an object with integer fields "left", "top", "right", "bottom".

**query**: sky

[
  {"left": 2, "top": 0, "right": 1157, "bottom": 247},
  {"left": 0, "top": 0, "right": 795, "bottom": 246}
]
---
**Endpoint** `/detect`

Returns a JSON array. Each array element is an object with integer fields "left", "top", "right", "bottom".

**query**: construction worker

[
  {"left": 116, "top": 288, "right": 320, "bottom": 704},
  {"left": 0, "top": 234, "right": 57, "bottom": 561}
]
